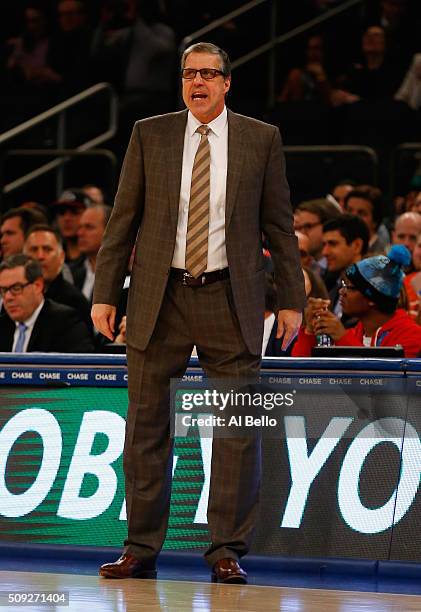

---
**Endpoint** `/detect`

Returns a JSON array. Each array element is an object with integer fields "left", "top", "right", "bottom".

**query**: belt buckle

[{"left": 182, "top": 271, "right": 193, "bottom": 286}]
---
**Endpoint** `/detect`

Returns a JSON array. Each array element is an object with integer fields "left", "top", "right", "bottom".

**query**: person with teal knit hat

[{"left": 293, "top": 245, "right": 421, "bottom": 357}]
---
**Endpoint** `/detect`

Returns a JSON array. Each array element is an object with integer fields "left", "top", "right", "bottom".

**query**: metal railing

[
  {"left": 390, "top": 143, "right": 421, "bottom": 197},
  {"left": 179, "top": 0, "right": 364, "bottom": 107},
  {"left": 283, "top": 145, "right": 379, "bottom": 203},
  {"left": 0, "top": 82, "right": 118, "bottom": 205},
  {"left": 4, "top": 149, "right": 118, "bottom": 202}
]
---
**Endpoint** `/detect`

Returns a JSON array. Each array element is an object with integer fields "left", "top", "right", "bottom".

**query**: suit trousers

[{"left": 123, "top": 276, "right": 261, "bottom": 567}]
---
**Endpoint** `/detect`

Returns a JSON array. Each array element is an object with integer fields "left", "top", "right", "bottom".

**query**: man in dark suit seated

[
  {"left": 24, "top": 224, "right": 92, "bottom": 330},
  {"left": 0, "top": 254, "right": 94, "bottom": 353},
  {"left": 71, "top": 204, "right": 113, "bottom": 302}
]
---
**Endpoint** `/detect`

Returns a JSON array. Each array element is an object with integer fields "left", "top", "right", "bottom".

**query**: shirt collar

[
  {"left": 187, "top": 106, "right": 227, "bottom": 138},
  {"left": 16, "top": 298, "right": 45, "bottom": 329}
]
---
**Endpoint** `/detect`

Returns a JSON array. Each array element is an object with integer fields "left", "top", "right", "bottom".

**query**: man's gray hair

[{"left": 181, "top": 42, "right": 231, "bottom": 77}]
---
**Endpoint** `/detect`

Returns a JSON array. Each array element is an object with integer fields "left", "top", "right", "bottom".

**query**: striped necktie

[
  {"left": 186, "top": 124, "right": 211, "bottom": 278},
  {"left": 14, "top": 322, "right": 27, "bottom": 352}
]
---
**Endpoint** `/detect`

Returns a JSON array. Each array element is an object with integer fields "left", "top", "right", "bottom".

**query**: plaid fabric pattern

[
  {"left": 123, "top": 278, "right": 261, "bottom": 566},
  {"left": 93, "top": 109, "right": 305, "bottom": 355},
  {"left": 93, "top": 107, "right": 305, "bottom": 567}
]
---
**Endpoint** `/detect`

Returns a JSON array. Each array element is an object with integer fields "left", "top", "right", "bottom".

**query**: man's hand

[
  {"left": 276, "top": 309, "right": 303, "bottom": 350},
  {"left": 304, "top": 297, "right": 331, "bottom": 334},
  {"left": 313, "top": 310, "right": 346, "bottom": 342},
  {"left": 91, "top": 304, "right": 116, "bottom": 341}
]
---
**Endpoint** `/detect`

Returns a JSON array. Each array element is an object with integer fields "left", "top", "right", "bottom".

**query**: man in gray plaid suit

[{"left": 92, "top": 42, "right": 305, "bottom": 583}]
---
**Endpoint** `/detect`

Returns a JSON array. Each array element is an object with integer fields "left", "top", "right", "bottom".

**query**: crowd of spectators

[
  {"left": 0, "top": 0, "right": 250, "bottom": 134},
  {"left": 0, "top": 0, "right": 420, "bottom": 357},
  {"left": 273, "top": 181, "right": 421, "bottom": 357},
  {"left": 267, "top": 0, "right": 421, "bottom": 146},
  {"left": 0, "top": 187, "right": 117, "bottom": 352},
  {"left": 0, "top": 176, "right": 420, "bottom": 356},
  {"left": 1, "top": 0, "right": 420, "bottom": 146}
]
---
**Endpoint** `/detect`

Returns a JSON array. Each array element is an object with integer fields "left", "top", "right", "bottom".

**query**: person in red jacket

[{"left": 293, "top": 245, "right": 421, "bottom": 358}]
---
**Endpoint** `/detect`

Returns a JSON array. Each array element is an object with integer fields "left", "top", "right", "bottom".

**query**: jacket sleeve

[
  {"left": 93, "top": 122, "right": 145, "bottom": 306},
  {"left": 260, "top": 127, "right": 306, "bottom": 312}
]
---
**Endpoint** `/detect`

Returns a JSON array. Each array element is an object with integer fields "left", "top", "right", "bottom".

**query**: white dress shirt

[
  {"left": 82, "top": 259, "right": 95, "bottom": 300},
  {"left": 172, "top": 107, "right": 228, "bottom": 271},
  {"left": 12, "top": 299, "right": 45, "bottom": 352}
]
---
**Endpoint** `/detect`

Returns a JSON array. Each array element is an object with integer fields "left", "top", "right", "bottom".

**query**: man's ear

[
  {"left": 351, "top": 237, "right": 364, "bottom": 257},
  {"left": 224, "top": 76, "right": 231, "bottom": 96}
]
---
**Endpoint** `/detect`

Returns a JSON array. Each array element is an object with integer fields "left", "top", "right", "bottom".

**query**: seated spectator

[
  {"left": 292, "top": 245, "right": 421, "bottom": 357},
  {"left": 72, "top": 204, "right": 112, "bottom": 301},
  {"left": 52, "top": 189, "right": 93, "bottom": 263},
  {"left": 91, "top": 1, "right": 176, "bottom": 152},
  {"left": 344, "top": 185, "right": 390, "bottom": 254},
  {"left": 47, "top": 0, "right": 93, "bottom": 96},
  {"left": 296, "top": 230, "right": 329, "bottom": 299},
  {"left": 411, "top": 191, "right": 421, "bottom": 214},
  {"left": 331, "top": 25, "right": 403, "bottom": 106},
  {"left": 19, "top": 201, "right": 49, "bottom": 218},
  {"left": 4, "top": 4, "right": 58, "bottom": 91},
  {"left": 0, "top": 207, "right": 47, "bottom": 259},
  {"left": 295, "top": 231, "right": 313, "bottom": 269},
  {"left": 0, "top": 254, "right": 94, "bottom": 352},
  {"left": 395, "top": 53, "right": 421, "bottom": 111},
  {"left": 82, "top": 184, "right": 107, "bottom": 205},
  {"left": 393, "top": 186, "right": 420, "bottom": 216},
  {"left": 369, "top": 0, "right": 419, "bottom": 68},
  {"left": 392, "top": 211, "right": 421, "bottom": 263},
  {"left": 321, "top": 214, "right": 369, "bottom": 317},
  {"left": 403, "top": 232, "right": 421, "bottom": 320},
  {"left": 294, "top": 198, "right": 342, "bottom": 278},
  {"left": 24, "top": 224, "right": 91, "bottom": 328},
  {"left": 279, "top": 34, "right": 332, "bottom": 105},
  {"left": 329, "top": 179, "right": 356, "bottom": 211}
]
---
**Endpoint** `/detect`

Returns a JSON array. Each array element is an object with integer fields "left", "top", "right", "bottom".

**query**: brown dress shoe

[
  {"left": 99, "top": 554, "right": 157, "bottom": 579},
  {"left": 211, "top": 558, "right": 247, "bottom": 584}
]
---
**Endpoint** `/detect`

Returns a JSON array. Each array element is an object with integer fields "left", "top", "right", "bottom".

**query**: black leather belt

[{"left": 170, "top": 268, "right": 229, "bottom": 287}]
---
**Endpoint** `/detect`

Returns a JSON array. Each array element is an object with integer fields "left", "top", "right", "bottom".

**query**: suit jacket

[
  {"left": 0, "top": 299, "right": 94, "bottom": 353},
  {"left": 93, "top": 109, "right": 305, "bottom": 355},
  {"left": 69, "top": 258, "right": 87, "bottom": 293},
  {"left": 46, "top": 272, "right": 92, "bottom": 330}
]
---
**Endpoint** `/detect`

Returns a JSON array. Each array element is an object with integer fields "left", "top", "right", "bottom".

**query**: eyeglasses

[
  {"left": 181, "top": 68, "right": 225, "bottom": 80},
  {"left": 340, "top": 280, "right": 359, "bottom": 291},
  {"left": 294, "top": 222, "right": 321, "bottom": 232},
  {"left": 0, "top": 282, "right": 32, "bottom": 297}
]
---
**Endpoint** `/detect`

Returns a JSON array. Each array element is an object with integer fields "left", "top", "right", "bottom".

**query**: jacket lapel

[
  {"left": 27, "top": 301, "right": 47, "bottom": 351},
  {"left": 226, "top": 109, "right": 244, "bottom": 230},
  {"left": 0, "top": 315, "right": 15, "bottom": 351},
  {"left": 166, "top": 110, "right": 188, "bottom": 233}
]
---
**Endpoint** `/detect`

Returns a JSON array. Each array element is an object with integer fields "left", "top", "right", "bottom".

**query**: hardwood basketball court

[{"left": 2, "top": 570, "right": 421, "bottom": 611}]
